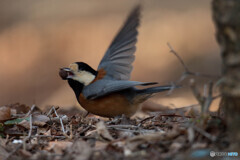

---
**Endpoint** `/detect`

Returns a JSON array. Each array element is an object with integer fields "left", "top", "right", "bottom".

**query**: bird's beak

[{"left": 59, "top": 67, "right": 74, "bottom": 80}]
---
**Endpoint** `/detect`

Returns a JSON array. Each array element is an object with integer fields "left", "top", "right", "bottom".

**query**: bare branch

[
  {"left": 167, "top": 42, "right": 220, "bottom": 81},
  {"left": 51, "top": 106, "right": 70, "bottom": 139},
  {"left": 167, "top": 43, "right": 190, "bottom": 72}
]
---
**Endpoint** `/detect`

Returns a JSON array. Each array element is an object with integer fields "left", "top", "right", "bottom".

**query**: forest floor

[{"left": 0, "top": 103, "right": 234, "bottom": 160}]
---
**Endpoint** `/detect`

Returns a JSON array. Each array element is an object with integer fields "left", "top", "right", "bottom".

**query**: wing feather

[{"left": 97, "top": 5, "right": 141, "bottom": 80}]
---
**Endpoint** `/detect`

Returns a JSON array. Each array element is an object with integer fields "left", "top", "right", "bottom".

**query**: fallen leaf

[
  {"left": 37, "top": 127, "right": 49, "bottom": 135},
  {"left": 4, "top": 117, "right": 29, "bottom": 125},
  {"left": 192, "top": 143, "right": 207, "bottom": 149},
  {"left": 95, "top": 141, "right": 108, "bottom": 150},
  {"left": 7, "top": 103, "right": 30, "bottom": 114},
  {"left": 96, "top": 121, "right": 114, "bottom": 141},
  {"left": 18, "top": 119, "right": 30, "bottom": 129},
  {"left": 0, "top": 145, "right": 9, "bottom": 160},
  {"left": 63, "top": 140, "right": 92, "bottom": 160},
  {"left": 45, "top": 141, "right": 73, "bottom": 154},
  {"left": 0, "top": 106, "right": 11, "bottom": 122},
  {"left": 19, "top": 149, "right": 32, "bottom": 157},
  {"left": 169, "top": 142, "right": 182, "bottom": 153},
  {"left": 44, "top": 129, "right": 51, "bottom": 136},
  {"left": 33, "top": 114, "right": 50, "bottom": 126}
]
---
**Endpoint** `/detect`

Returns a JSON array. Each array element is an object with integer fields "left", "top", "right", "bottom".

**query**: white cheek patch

[{"left": 72, "top": 70, "right": 95, "bottom": 86}]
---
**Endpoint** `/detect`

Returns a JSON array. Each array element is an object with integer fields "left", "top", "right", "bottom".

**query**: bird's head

[{"left": 59, "top": 62, "right": 97, "bottom": 86}]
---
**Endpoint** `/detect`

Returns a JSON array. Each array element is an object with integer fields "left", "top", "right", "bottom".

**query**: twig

[
  {"left": 5, "top": 111, "right": 34, "bottom": 160},
  {"left": 25, "top": 105, "right": 36, "bottom": 117},
  {"left": 212, "top": 94, "right": 221, "bottom": 100},
  {"left": 138, "top": 116, "right": 155, "bottom": 127},
  {"left": 203, "top": 81, "right": 214, "bottom": 113},
  {"left": 192, "top": 125, "right": 217, "bottom": 142},
  {"left": 23, "top": 114, "right": 33, "bottom": 150},
  {"left": 190, "top": 79, "right": 215, "bottom": 114},
  {"left": 182, "top": 123, "right": 216, "bottom": 142},
  {"left": 108, "top": 127, "right": 160, "bottom": 134},
  {"left": 46, "top": 106, "right": 59, "bottom": 117},
  {"left": 107, "top": 124, "right": 139, "bottom": 129},
  {"left": 79, "top": 126, "right": 91, "bottom": 135},
  {"left": 69, "top": 124, "right": 73, "bottom": 139},
  {"left": 167, "top": 43, "right": 189, "bottom": 72},
  {"left": 51, "top": 106, "right": 70, "bottom": 139},
  {"left": 190, "top": 79, "right": 204, "bottom": 106},
  {"left": 31, "top": 135, "right": 67, "bottom": 139},
  {"left": 167, "top": 42, "right": 220, "bottom": 83}
]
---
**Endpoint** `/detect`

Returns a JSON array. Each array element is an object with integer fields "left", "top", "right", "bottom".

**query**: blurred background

[{"left": 0, "top": 0, "right": 221, "bottom": 111}]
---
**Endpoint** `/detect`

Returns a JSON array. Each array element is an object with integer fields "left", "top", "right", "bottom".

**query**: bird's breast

[{"left": 78, "top": 93, "right": 139, "bottom": 117}]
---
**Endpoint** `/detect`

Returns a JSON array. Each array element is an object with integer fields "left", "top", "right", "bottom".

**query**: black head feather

[{"left": 75, "top": 62, "right": 97, "bottom": 76}]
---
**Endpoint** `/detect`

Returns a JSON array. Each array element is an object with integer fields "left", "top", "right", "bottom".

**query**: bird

[{"left": 59, "top": 5, "right": 174, "bottom": 118}]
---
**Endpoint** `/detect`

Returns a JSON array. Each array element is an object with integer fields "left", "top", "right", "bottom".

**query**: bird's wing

[
  {"left": 82, "top": 79, "right": 157, "bottom": 99},
  {"left": 97, "top": 5, "right": 141, "bottom": 80}
]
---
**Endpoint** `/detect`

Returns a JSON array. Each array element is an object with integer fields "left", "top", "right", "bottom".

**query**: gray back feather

[{"left": 82, "top": 79, "right": 156, "bottom": 99}]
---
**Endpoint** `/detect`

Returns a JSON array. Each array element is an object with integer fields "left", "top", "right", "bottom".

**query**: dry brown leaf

[
  {"left": 33, "top": 114, "right": 50, "bottom": 126},
  {"left": 44, "top": 129, "right": 51, "bottom": 136},
  {"left": 0, "top": 137, "right": 8, "bottom": 147},
  {"left": 18, "top": 149, "right": 32, "bottom": 157},
  {"left": 45, "top": 141, "right": 73, "bottom": 154},
  {"left": 0, "top": 106, "right": 11, "bottom": 121},
  {"left": 0, "top": 145, "right": 9, "bottom": 160},
  {"left": 96, "top": 121, "right": 114, "bottom": 141},
  {"left": 64, "top": 140, "right": 92, "bottom": 160},
  {"left": 192, "top": 142, "right": 207, "bottom": 149},
  {"left": 169, "top": 142, "right": 183, "bottom": 153},
  {"left": 95, "top": 141, "right": 108, "bottom": 150},
  {"left": 8, "top": 103, "right": 30, "bottom": 114},
  {"left": 18, "top": 119, "right": 30, "bottom": 129},
  {"left": 37, "top": 127, "right": 48, "bottom": 135}
]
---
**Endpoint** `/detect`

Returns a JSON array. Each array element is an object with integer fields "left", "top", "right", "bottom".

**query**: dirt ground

[{"left": 0, "top": 103, "right": 231, "bottom": 160}]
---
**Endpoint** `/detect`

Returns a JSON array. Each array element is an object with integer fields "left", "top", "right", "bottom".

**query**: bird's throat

[{"left": 67, "top": 79, "right": 84, "bottom": 99}]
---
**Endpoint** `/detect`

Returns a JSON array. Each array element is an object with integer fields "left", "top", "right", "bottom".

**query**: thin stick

[
  {"left": 5, "top": 112, "right": 34, "bottom": 160},
  {"left": 192, "top": 125, "right": 217, "bottom": 142},
  {"left": 167, "top": 42, "right": 220, "bottom": 79},
  {"left": 182, "top": 123, "right": 216, "bottom": 142},
  {"left": 31, "top": 135, "right": 66, "bottom": 139},
  {"left": 23, "top": 114, "right": 33, "bottom": 150},
  {"left": 167, "top": 43, "right": 189, "bottom": 72},
  {"left": 25, "top": 105, "right": 36, "bottom": 117},
  {"left": 51, "top": 106, "right": 70, "bottom": 138}
]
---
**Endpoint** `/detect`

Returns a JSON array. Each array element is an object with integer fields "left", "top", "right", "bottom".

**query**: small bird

[{"left": 59, "top": 5, "right": 174, "bottom": 118}]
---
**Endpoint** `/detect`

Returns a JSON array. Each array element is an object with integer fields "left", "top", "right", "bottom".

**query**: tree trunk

[{"left": 212, "top": 0, "right": 240, "bottom": 144}]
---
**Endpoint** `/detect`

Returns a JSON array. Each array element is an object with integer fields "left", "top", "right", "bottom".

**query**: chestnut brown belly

[{"left": 78, "top": 93, "right": 139, "bottom": 117}]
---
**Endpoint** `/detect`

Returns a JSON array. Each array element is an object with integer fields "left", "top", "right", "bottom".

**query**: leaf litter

[{"left": 0, "top": 103, "right": 230, "bottom": 160}]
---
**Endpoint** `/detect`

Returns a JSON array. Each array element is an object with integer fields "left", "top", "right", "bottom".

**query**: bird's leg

[
  {"left": 107, "top": 114, "right": 130, "bottom": 125},
  {"left": 84, "top": 111, "right": 90, "bottom": 118}
]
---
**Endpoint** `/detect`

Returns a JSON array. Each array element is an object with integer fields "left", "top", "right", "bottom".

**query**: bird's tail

[
  {"left": 133, "top": 85, "right": 178, "bottom": 103},
  {"left": 137, "top": 85, "right": 174, "bottom": 95}
]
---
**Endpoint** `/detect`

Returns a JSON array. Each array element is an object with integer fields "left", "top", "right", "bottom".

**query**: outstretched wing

[
  {"left": 82, "top": 79, "right": 157, "bottom": 99},
  {"left": 97, "top": 5, "right": 141, "bottom": 80}
]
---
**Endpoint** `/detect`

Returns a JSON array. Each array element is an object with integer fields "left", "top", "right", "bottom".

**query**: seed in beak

[{"left": 59, "top": 68, "right": 68, "bottom": 80}]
